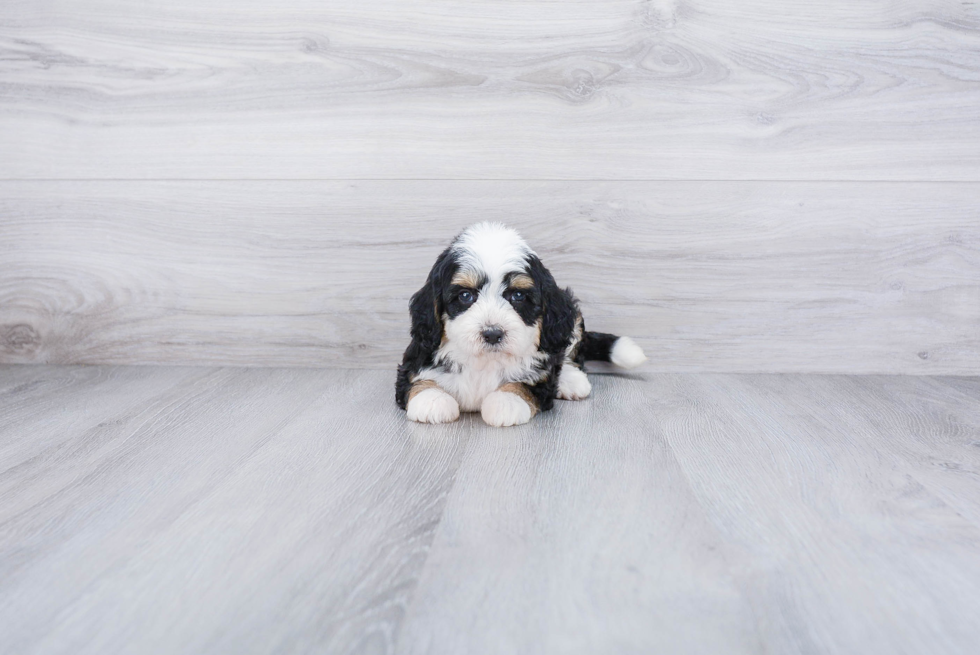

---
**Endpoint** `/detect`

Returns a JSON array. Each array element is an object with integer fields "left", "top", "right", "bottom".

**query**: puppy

[{"left": 395, "top": 222, "right": 647, "bottom": 427}]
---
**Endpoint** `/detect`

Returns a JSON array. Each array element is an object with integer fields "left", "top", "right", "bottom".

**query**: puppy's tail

[{"left": 580, "top": 332, "right": 647, "bottom": 368}]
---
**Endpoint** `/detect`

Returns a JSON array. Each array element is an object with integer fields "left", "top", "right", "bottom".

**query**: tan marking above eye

[
  {"left": 451, "top": 270, "right": 482, "bottom": 288},
  {"left": 510, "top": 274, "right": 534, "bottom": 289}
]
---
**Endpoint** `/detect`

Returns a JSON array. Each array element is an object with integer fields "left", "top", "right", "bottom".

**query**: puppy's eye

[
  {"left": 458, "top": 290, "right": 476, "bottom": 304},
  {"left": 509, "top": 290, "right": 526, "bottom": 302}
]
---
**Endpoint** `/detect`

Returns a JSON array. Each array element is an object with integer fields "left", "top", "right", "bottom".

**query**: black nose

[{"left": 481, "top": 326, "right": 505, "bottom": 345}]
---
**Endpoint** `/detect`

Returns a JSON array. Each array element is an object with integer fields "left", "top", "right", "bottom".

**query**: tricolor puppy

[{"left": 396, "top": 223, "right": 647, "bottom": 427}]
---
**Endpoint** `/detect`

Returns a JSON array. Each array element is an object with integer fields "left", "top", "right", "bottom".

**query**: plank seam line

[
  {"left": 2, "top": 179, "right": 979, "bottom": 184},
  {"left": 389, "top": 418, "right": 481, "bottom": 649}
]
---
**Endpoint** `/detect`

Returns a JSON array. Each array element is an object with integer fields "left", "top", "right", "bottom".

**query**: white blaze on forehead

[
  {"left": 451, "top": 222, "right": 534, "bottom": 286},
  {"left": 431, "top": 222, "right": 544, "bottom": 411}
]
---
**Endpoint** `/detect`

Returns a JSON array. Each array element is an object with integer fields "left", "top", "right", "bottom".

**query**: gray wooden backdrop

[{"left": 2, "top": 0, "right": 979, "bottom": 373}]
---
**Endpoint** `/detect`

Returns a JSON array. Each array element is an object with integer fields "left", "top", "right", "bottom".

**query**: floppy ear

[
  {"left": 396, "top": 247, "right": 456, "bottom": 408},
  {"left": 408, "top": 246, "right": 455, "bottom": 353},
  {"left": 527, "top": 255, "right": 578, "bottom": 355}
]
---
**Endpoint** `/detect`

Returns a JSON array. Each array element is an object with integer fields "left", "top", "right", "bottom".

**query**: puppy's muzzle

[{"left": 481, "top": 326, "right": 505, "bottom": 345}]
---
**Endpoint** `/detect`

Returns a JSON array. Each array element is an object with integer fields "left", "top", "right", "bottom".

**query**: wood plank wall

[{"left": 1, "top": 1, "right": 979, "bottom": 372}]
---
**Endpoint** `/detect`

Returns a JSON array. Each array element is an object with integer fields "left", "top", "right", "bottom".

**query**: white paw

[
  {"left": 611, "top": 336, "right": 647, "bottom": 369},
  {"left": 481, "top": 390, "right": 533, "bottom": 427},
  {"left": 557, "top": 366, "right": 592, "bottom": 400},
  {"left": 406, "top": 388, "right": 460, "bottom": 424}
]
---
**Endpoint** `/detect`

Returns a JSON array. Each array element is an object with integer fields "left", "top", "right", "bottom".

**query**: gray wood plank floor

[{"left": 2, "top": 366, "right": 979, "bottom": 654}]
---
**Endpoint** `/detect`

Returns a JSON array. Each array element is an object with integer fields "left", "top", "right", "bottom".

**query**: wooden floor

[{"left": 2, "top": 366, "right": 979, "bottom": 654}]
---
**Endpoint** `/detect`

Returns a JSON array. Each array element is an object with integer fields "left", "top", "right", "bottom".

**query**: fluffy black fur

[
  {"left": 578, "top": 331, "right": 620, "bottom": 366},
  {"left": 520, "top": 254, "right": 578, "bottom": 412},
  {"left": 396, "top": 239, "right": 629, "bottom": 414},
  {"left": 395, "top": 247, "right": 457, "bottom": 409}
]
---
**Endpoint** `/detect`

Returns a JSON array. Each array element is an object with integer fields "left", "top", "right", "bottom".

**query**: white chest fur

[{"left": 418, "top": 351, "right": 546, "bottom": 412}]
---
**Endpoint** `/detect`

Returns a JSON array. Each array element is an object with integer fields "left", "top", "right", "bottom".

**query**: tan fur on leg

[
  {"left": 497, "top": 382, "right": 539, "bottom": 417},
  {"left": 406, "top": 380, "right": 460, "bottom": 424},
  {"left": 481, "top": 382, "right": 537, "bottom": 427},
  {"left": 407, "top": 378, "right": 440, "bottom": 403}
]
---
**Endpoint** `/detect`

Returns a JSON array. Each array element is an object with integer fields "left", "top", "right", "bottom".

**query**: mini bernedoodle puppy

[{"left": 396, "top": 222, "right": 647, "bottom": 427}]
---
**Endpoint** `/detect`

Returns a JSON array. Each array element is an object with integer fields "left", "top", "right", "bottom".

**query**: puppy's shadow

[{"left": 585, "top": 362, "right": 647, "bottom": 381}]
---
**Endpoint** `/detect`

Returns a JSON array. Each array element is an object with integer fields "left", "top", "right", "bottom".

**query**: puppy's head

[{"left": 410, "top": 223, "right": 564, "bottom": 364}]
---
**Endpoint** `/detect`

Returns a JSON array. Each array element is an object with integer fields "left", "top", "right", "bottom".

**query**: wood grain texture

[
  {"left": 2, "top": 366, "right": 980, "bottom": 654},
  {"left": 397, "top": 372, "right": 761, "bottom": 654},
  {"left": 0, "top": 366, "right": 469, "bottom": 655},
  {"left": 399, "top": 372, "right": 980, "bottom": 654},
  {"left": 1, "top": 1, "right": 979, "bottom": 180},
  {"left": 1, "top": 180, "right": 977, "bottom": 373},
  {"left": 649, "top": 373, "right": 980, "bottom": 654}
]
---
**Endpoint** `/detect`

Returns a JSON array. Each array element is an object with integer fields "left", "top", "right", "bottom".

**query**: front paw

[
  {"left": 407, "top": 388, "right": 460, "bottom": 424},
  {"left": 481, "top": 390, "right": 533, "bottom": 427}
]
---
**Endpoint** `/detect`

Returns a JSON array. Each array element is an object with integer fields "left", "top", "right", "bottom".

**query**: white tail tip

[{"left": 610, "top": 337, "right": 647, "bottom": 369}]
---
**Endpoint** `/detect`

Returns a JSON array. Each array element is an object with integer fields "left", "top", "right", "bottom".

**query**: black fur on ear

[
  {"left": 395, "top": 247, "right": 457, "bottom": 408},
  {"left": 526, "top": 254, "right": 578, "bottom": 356}
]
